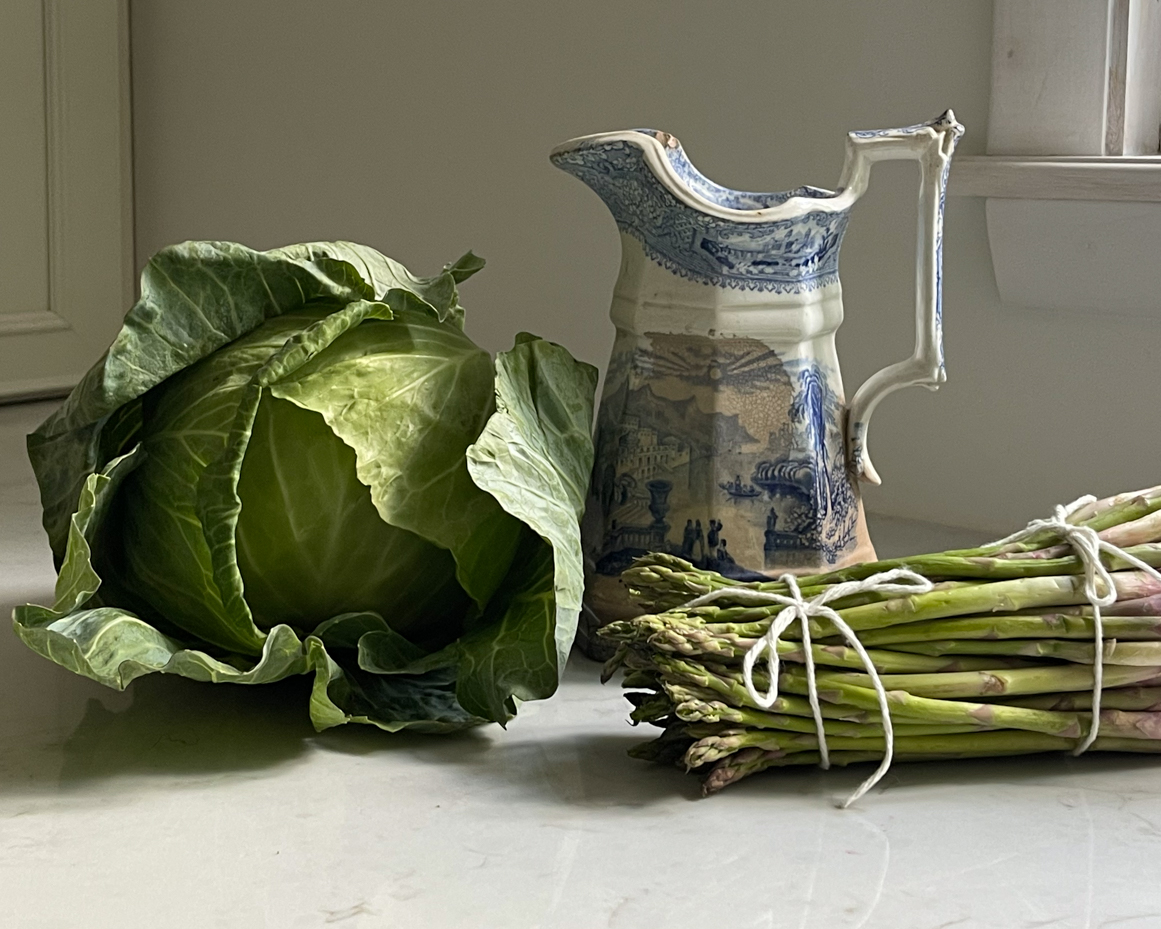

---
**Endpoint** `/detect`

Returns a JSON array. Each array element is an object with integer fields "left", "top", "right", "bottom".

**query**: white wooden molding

[
  {"left": 0, "top": 0, "right": 134, "bottom": 403},
  {"left": 950, "top": 155, "right": 1161, "bottom": 201},
  {"left": 43, "top": 0, "right": 74, "bottom": 340},
  {"left": 0, "top": 311, "right": 71, "bottom": 336},
  {"left": 0, "top": 373, "right": 87, "bottom": 404},
  {"left": 43, "top": 0, "right": 136, "bottom": 337},
  {"left": 952, "top": 155, "right": 1161, "bottom": 314}
]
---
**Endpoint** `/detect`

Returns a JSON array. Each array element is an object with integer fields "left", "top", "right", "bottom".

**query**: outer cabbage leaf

[
  {"left": 453, "top": 530, "right": 558, "bottom": 722},
  {"left": 232, "top": 397, "right": 471, "bottom": 645},
  {"left": 309, "top": 614, "right": 484, "bottom": 733},
  {"left": 306, "top": 638, "right": 484, "bottom": 734},
  {"left": 13, "top": 448, "right": 312, "bottom": 691},
  {"left": 28, "top": 241, "right": 478, "bottom": 565},
  {"left": 352, "top": 335, "right": 598, "bottom": 724},
  {"left": 112, "top": 306, "right": 362, "bottom": 654},
  {"left": 464, "top": 336, "right": 598, "bottom": 663},
  {"left": 269, "top": 307, "right": 523, "bottom": 610},
  {"left": 192, "top": 299, "right": 400, "bottom": 649}
]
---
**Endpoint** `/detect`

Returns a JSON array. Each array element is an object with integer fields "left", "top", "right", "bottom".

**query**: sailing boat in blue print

[{"left": 551, "top": 112, "right": 963, "bottom": 635}]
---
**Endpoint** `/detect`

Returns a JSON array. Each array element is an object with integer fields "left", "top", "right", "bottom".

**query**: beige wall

[{"left": 131, "top": 1, "right": 1161, "bottom": 534}]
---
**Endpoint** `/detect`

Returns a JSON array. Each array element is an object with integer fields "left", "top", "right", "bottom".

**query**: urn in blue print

[{"left": 551, "top": 112, "right": 963, "bottom": 646}]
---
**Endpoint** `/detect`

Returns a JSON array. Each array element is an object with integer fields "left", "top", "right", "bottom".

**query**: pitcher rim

[{"left": 550, "top": 129, "right": 859, "bottom": 224}]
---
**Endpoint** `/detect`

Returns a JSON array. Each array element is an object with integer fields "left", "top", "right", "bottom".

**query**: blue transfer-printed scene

[
  {"left": 587, "top": 332, "right": 859, "bottom": 581},
  {"left": 550, "top": 132, "right": 851, "bottom": 293}
]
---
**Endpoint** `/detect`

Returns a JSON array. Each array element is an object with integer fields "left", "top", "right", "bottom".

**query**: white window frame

[
  {"left": 949, "top": 0, "right": 1161, "bottom": 316},
  {"left": 957, "top": 0, "right": 1161, "bottom": 186}
]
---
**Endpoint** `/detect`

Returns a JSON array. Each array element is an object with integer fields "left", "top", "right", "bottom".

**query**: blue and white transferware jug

[{"left": 551, "top": 112, "right": 963, "bottom": 630}]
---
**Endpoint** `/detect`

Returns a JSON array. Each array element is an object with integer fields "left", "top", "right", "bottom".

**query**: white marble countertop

[{"left": 4, "top": 400, "right": 1161, "bottom": 929}]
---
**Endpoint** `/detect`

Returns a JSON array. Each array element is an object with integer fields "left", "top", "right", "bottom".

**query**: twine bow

[
  {"left": 992, "top": 495, "right": 1161, "bottom": 754},
  {"left": 681, "top": 568, "right": 934, "bottom": 807}
]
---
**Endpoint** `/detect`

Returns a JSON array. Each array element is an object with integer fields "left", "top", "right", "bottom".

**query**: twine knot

[
  {"left": 992, "top": 495, "right": 1161, "bottom": 754},
  {"left": 682, "top": 567, "right": 933, "bottom": 807}
]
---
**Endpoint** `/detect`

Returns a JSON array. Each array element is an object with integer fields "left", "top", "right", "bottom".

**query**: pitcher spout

[{"left": 550, "top": 129, "right": 852, "bottom": 294}]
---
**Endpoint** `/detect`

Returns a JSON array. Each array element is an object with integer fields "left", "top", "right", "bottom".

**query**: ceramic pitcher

[{"left": 551, "top": 111, "right": 963, "bottom": 633}]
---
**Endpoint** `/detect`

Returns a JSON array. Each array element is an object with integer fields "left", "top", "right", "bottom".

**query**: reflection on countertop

[{"left": 4, "top": 399, "right": 1161, "bottom": 929}]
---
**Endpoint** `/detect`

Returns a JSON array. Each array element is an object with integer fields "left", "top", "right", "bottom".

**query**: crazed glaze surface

[{"left": 4, "top": 402, "right": 1160, "bottom": 929}]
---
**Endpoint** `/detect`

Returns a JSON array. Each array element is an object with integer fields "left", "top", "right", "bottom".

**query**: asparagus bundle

[{"left": 599, "top": 486, "right": 1161, "bottom": 799}]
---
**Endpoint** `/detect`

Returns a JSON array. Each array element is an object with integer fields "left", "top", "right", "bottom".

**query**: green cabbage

[{"left": 13, "top": 241, "right": 597, "bottom": 732}]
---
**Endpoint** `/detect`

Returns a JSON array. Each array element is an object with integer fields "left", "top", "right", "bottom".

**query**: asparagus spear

[
  {"left": 1001, "top": 509, "right": 1161, "bottom": 561},
  {"left": 829, "top": 572, "right": 1161, "bottom": 636},
  {"left": 685, "top": 727, "right": 1161, "bottom": 770},
  {"left": 890, "top": 638, "right": 1161, "bottom": 666},
  {"left": 699, "top": 730, "right": 1161, "bottom": 794},
  {"left": 643, "top": 621, "right": 1031, "bottom": 672},
  {"left": 1004, "top": 686, "right": 1161, "bottom": 711},
  {"left": 701, "top": 749, "right": 877, "bottom": 794},
  {"left": 1067, "top": 485, "right": 1161, "bottom": 527},
  {"left": 686, "top": 729, "right": 1073, "bottom": 768},
  {"left": 817, "top": 546, "right": 1161, "bottom": 582},
  {"left": 602, "top": 584, "right": 974, "bottom": 644},
  {"left": 675, "top": 701, "right": 986, "bottom": 738},
  {"left": 696, "top": 747, "right": 988, "bottom": 794},
  {"left": 1105, "top": 594, "right": 1161, "bottom": 616},
  {"left": 856, "top": 613, "right": 1161, "bottom": 646},
  {"left": 661, "top": 681, "right": 875, "bottom": 723},
  {"left": 623, "top": 562, "right": 967, "bottom": 614},
  {"left": 816, "top": 662, "right": 1161, "bottom": 699},
  {"left": 655, "top": 655, "right": 1090, "bottom": 738},
  {"left": 626, "top": 690, "right": 675, "bottom": 724},
  {"left": 612, "top": 571, "right": 1161, "bottom": 644}
]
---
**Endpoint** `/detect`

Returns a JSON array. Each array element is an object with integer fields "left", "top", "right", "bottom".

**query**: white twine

[
  {"left": 680, "top": 568, "right": 934, "bottom": 807},
  {"left": 991, "top": 495, "right": 1161, "bottom": 754}
]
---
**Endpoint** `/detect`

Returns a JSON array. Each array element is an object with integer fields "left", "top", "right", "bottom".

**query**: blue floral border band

[{"left": 552, "top": 135, "right": 851, "bottom": 294}]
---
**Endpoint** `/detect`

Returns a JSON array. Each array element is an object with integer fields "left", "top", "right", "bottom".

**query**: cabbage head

[{"left": 13, "top": 241, "right": 597, "bottom": 732}]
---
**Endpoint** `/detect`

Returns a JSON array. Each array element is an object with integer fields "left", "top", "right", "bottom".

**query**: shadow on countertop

[
  {"left": 0, "top": 673, "right": 318, "bottom": 795},
  {"left": 0, "top": 639, "right": 697, "bottom": 808},
  {"left": 6, "top": 627, "right": 1161, "bottom": 811}
]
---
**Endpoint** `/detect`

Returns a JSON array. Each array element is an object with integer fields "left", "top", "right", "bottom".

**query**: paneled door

[{"left": 0, "top": 0, "right": 133, "bottom": 401}]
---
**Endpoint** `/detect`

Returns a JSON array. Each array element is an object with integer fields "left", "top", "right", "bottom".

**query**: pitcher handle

[{"left": 841, "top": 110, "right": 964, "bottom": 485}]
